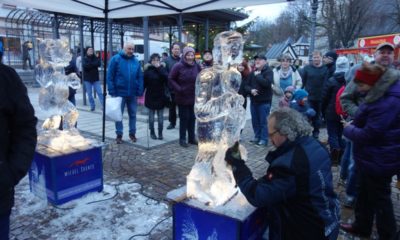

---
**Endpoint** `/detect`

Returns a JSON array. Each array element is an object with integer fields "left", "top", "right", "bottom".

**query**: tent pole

[
  {"left": 102, "top": 0, "right": 109, "bottom": 143},
  {"left": 79, "top": 16, "right": 87, "bottom": 106},
  {"left": 143, "top": 16, "right": 149, "bottom": 63}
]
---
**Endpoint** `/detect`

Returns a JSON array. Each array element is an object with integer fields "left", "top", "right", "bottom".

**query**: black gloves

[
  {"left": 225, "top": 141, "right": 243, "bottom": 166},
  {"left": 225, "top": 142, "right": 252, "bottom": 183}
]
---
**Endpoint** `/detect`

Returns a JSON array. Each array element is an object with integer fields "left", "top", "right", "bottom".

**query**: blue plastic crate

[
  {"left": 29, "top": 147, "right": 103, "bottom": 205},
  {"left": 173, "top": 201, "right": 267, "bottom": 240}
]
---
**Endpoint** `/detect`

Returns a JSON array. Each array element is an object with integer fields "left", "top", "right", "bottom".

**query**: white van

[{"left": 132, "top": 39, "right": 169, "bottom": 62}]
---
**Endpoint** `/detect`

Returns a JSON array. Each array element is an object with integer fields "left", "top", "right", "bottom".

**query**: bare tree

[
  {"left": 319, "top": 0, "right": 373, "bottom": 48},
  {"left": 383, "top": 0, "right": 400, "bottom": 31}
]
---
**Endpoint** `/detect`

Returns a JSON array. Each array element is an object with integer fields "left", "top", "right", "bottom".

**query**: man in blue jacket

[
  {"left": 107, "top": 42, "right": 144, "bottom": 144},
  {"left": 225, "top": 108, "right": 339, "bottom": 240}
]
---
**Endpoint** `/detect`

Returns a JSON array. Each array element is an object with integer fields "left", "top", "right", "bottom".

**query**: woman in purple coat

[
  {"left": 340, "top": 62, "right": 400, "bottom": 239},
  {"left": 168, "top": 46, "right": 201, "bottom": 147}
]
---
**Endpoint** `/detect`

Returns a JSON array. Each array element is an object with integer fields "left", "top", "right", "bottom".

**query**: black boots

[
  {"left": 158, "top": 129, "right": 163, "bottom": 140},
  {"left": 150, "top": 129, "right": 157, "bottom": 140},
  {"left": 150, "top": 129, "right": 163, "bottom": 140}
]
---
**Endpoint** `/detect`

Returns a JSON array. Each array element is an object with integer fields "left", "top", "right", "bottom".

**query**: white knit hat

[{"left": 335, "top": 56, "right": 350, "bottom": 73}]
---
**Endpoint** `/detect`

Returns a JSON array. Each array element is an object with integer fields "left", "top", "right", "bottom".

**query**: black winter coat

[
  {"left": 0, "top": 63, "right": 37, "bottom": 215},
  {"left": 83, "top": 55, "right": 101, "bottom": 83},
  {"left": 244, "top": 65, "right": 273, "bottom": 104},
  {"left": 321, "top": 72, "right": 346, "bottom": 121},
  {"left": 301, "top": 64, "right": 328, "bottom": 101},
  {"left": 144, "top": 64, "right": 168, "bottom": 110}
]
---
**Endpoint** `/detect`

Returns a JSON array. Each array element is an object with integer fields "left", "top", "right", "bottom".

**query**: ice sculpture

[
  {"left": 186, "top": 31, "right": 247, "bottom": 206},
  {"left": 35, "top": 38, "right": 96, "bottom": 154}
]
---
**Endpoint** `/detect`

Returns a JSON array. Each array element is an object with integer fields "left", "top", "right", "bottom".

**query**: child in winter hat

[
  {"left": 290, "top": 89, "right": 316, "bottom": 120},
  {"left": 279, "top": 86, "right": 295, "bottom": 108}
]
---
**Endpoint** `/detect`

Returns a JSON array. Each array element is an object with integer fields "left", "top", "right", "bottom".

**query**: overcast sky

[{"left": 236, "top": 2, "right": 288, "bottom": 26}]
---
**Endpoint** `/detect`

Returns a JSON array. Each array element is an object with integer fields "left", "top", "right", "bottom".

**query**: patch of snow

[{"left": 11, "top": 177, "right": 171, "bottom": 240}]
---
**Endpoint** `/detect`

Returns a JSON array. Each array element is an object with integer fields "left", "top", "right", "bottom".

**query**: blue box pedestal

[
  {"left": 173, "top": 201, "right": 267, "bottom": 240},
  {"left": 29, "top": 147, "right": 103, "bottom": 205}
]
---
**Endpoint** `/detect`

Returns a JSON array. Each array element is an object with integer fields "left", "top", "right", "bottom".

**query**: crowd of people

[{"left": 2, "top": 36, "right": 400, "bottom": 240}]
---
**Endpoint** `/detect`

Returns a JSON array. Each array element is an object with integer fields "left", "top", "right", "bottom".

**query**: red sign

[
  {"left": 336, "top": 48, "right": 373, "bottom": 55},
  {"left": 358, "top": 34, "right": 400, "bottom": 48}
]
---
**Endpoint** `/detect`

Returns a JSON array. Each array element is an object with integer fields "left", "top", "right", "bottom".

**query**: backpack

[{"left": 335, "top": 85, "right": 347, "bottom": 117}]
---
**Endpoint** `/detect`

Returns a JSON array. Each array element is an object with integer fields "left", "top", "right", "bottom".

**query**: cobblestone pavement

[{"left": 10, "top": 118, "right": 400, "bottom": 239}]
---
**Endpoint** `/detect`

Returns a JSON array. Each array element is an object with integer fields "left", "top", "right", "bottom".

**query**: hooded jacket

[
  {"left": 168, "top": 50, "right": 201, "bottom": 106},
  {"left": 343, "top": 73, "right": 400, "bottom": 176},
  {"left": 144, "top": 63, "right": 168, "bottom": 110},
  {"left": 0, "top": 63, "right": 37, "bottom": 215},
  {"left": 107, "top": 51, "right": 144, "bottom": 97}
]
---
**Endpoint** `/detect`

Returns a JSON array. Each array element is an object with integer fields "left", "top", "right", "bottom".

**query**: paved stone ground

[
  {"left": 9, "top": 85, "right": 400, "bottom": 239},
  {"left": 10, "top": 119, "right": 400, "bottom": 239}
]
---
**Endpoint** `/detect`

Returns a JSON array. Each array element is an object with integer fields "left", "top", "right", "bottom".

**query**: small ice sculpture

[
  {"left": 34, "top": 38, "right": 94, "bottom": 154},
  {"left": 186, "top": 31, "right": 247, "bottom": 206}
]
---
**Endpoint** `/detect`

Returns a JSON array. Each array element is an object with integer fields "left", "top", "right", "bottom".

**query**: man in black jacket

[
  {"left": 244, "top": 54, "right": 273, "bottom": 146},
  {"left": 165, "top": 42, "right": 181, "bottom": 130},
  {"left": 0, "top": 42, "right": 37, "bottom": 239},
  {"left": 301, "top": 50, "right": 328, "bottom": 139}
]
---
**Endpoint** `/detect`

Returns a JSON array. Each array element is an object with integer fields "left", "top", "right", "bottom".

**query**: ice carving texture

[
  {"left": 34, "top": 38, "right": 95, "bottom": 154},
  {"left": 186, "top": 31, "right": 247, "bottom": 206}
]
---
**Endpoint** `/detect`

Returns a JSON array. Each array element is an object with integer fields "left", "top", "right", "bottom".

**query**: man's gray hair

[
  {"left": 269, "top": 107, "right": 313, "bottom": 141},
  {"left": 124, "top": 41, "right": 135, "bottom": 48}
]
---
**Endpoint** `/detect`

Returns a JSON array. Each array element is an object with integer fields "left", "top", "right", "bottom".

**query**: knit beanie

[
  {"left": 293, "top": 89, "right": 309, "bottom": 101},
  {"left": 335, "top": 56, "right": 350, "bottom": 73},
  {"left": 284, "top": 86, "right": 295, "bottom": 94},
  {"left": 324, "top": 51, "right": 338, "bottom": 62},
  {"left": 182, "top": 46, "right": 195, "bottom": 57},
  {"left": 354, "top": 62, "right": 385, "bottom": 86}
]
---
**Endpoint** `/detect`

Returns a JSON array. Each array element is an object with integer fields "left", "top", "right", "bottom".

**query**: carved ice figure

[
  {"left": 35, "top": 38, "right": 80, "bottom": 131},
  {"left": 186, "top": 31, "right": 247, "bottom": 206}
]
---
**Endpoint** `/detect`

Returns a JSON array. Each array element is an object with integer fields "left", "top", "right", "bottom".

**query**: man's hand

[
  {"left": 251, "top": 89, "right": 259, "bottom": 96},
  {"left": 225, "top": 142, "right": 242, "bottom": 166},
  {"left": 254, "top": 70, "right": 261, "bottom": 76},
  {"left": 341, "top": 118, "right": 353, "bottom": 128}
]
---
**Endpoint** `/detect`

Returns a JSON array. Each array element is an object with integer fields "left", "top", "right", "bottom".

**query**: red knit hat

[
  {"left": 354, "top": 70, "right": 381, "bottom": 86},
  {"left": 354, "top": 62, "right": 385, "bottom": 86}
]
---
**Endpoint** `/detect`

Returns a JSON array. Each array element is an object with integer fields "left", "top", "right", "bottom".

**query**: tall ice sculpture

[
  {"left": 186, "top": 31, "right": 247, "bottom": 206},
  {"left": 34, "top": 38, "right": 97, "bottom": 153}
]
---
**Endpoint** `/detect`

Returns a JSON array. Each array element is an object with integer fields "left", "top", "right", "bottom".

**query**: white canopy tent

[
  {"left": 2, "top": 0, "right": 291, "bottom": 142},
  {"left": 2, "top": 0, "right": 289, "bottom": 18}
]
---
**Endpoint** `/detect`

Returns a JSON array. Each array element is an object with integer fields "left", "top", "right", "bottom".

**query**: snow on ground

[{"left": 11, "top": 177, "right": 172, "bottom": 240}]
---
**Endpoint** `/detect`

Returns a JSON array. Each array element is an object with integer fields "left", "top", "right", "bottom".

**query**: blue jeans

[
  {"left": 340, "top": 139, "right": 357, "bottom": 197},
  {"left": 84, "top": 81, "right": 104, "bottom": 110},
  {"left": 148, "top": 108, "right": 163, "bottom": 130},
  {"left": 250, "top": 102, "right": 270, "bottom": 142},
  {"left": 178, "top": 105, "right": 195, "bottom": 142},
  {"left": 326, "top": 120, "right": 344, "bottom": 150},
  {"left": 115, "top": 96, "right": 137, "bottom": 136},
  {"left": 0, "top": 211, "right": 10, "bottom": 240}
]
